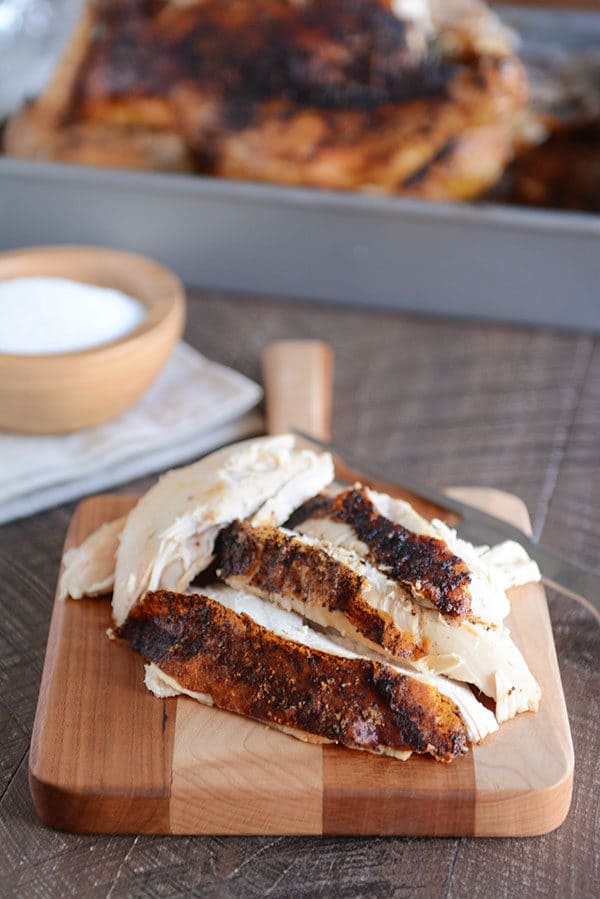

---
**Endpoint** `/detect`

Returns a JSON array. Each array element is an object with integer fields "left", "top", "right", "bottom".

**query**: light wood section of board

[
  {"left": 262, "top": 340, "right": 334, "bottom": 440},
  {"left": 171, "top": 702, "right": 323, "bottom": 834},
  {"left": 29, "top": 495, "right": 175, "bottom": 833},
  {"left": 454, "top": 488, "right": 574, "bottom": 837},
  {"left": 30, "top": 487, "right": 573, "bottom": 835}
]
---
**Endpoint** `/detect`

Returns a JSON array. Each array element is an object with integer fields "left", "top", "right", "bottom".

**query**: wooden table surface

[{"left": 0, "top": 291, "right": 598, "bottom": 898}]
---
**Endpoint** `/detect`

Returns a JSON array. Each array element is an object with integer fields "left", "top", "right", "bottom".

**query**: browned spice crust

[
  {"left": 74, "top": 0, "right": 450, "bottom": 119},
  {"left": 5, "top": 0, "right": 527, "bottom": 198},
  {"left": 287, "top": 487, "right": 472, "bottom": 617},
  {"left": 117, "top": 589, "right": 469, "bottom": 761},
  {"left": 216, "top": 521, "right": 428, "bottom": 659}
]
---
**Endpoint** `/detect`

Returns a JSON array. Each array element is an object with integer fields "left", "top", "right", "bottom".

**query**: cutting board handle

[{"left": 262, "top": 340, "right": 334, "bottom": 440}]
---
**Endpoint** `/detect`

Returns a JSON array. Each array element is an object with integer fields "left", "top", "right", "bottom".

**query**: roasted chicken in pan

[
  {"left": 62, "top": 436, "right": 542, "bottom": 762},
  {"left": 6, "top": 0, "right": 528, "bottom": 199}
]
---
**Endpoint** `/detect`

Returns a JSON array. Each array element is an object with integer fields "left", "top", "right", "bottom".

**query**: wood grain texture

[
  {"left": 0, "top": 291, "right": 598, "bottom": 897},
  {"left": 262, "top": 340, "right": 334, "bottom": 440},
  {"left": 458, "top": 488, "right": 573, "bottom": 838},
  {"left": 171, "top": 701, "right": 324, "bottom": 835},
  {"left": 28, "top": 496, "right": 175, "bottom": 833},
  {"left": 28, "top": 487, "right": 572, "bottom": 837}
]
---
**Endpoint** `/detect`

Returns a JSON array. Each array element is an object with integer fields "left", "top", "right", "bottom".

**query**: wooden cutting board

[{"left": 29, "top": 487, "right": 573, "bottom": 836}]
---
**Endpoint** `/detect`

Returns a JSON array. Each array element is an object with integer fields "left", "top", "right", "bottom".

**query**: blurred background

[{"left": 1, "top": 1, "right": 599, "bottom": 329}]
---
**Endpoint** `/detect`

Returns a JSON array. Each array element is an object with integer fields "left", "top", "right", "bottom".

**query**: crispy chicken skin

[
  {"left": 117, "top": 589, "right": 470, "bottom": 762},
  {"left": 217, "top": 519, "right": 429, "bottom": 659},
  {"left": 173, "top": 54, "right": 525, "bottom": 196},
  {"left": 287, "top": 487, "right": 472, "bottom": 617},
  {"left": 215, "top": 519, "right": 542, "bottom": 720},
  {"left": 6, "top": 0, "right": 528, "bottom": 199},
  {"left": 290, "top": 484, "right": 532, "bottom": 626}
]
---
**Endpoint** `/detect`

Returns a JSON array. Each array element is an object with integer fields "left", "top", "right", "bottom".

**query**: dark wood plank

[
  {"left": 323, "top": 749, "right": 477, "bottom": 837},
  {"left": 440, "top": 338, "right": 600, "bottom": 897},
  {"left": 0, "top": 293, "right": 597, "bottom": 897},
  {"left": 184, "top": 293, "right": 595, "bottom": 529},
  {"left": 0, "top": 756, "right": 134, "bottom": 899},
  {"left": 540, "top": 342, "right": 600, "bottom": 570}
]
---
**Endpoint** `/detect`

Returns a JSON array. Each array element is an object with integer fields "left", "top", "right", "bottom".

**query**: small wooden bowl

[{"left": 0, "top": 246, "right": 186, "bottom": 434}]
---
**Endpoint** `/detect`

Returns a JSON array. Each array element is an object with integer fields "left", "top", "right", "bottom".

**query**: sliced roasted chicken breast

[
  {"left": 216, "top": 520, "right": 541, "bottom": 722},
  {"left": 288, "top": 484, "right": 540, "bottom": 624},
  {"left": 59, "top": 435, "right": 334, "bottom": 621},
  {"left": 54, "top": 435, "right": 332, "bottom": 625},
  {"left": 117, "top": 584, "right": 498, "bottom": 762},
  {"left": 287, "top": 485, "right": 531, "bottom": 625}
]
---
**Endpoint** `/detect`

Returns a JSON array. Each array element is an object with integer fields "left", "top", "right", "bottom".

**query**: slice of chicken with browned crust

[
  {"left": 286, "top": 484, "right": 526, "bottom": 625},
  {"left": 215, "top": 521, "right": 541, "bottom": 722},
  {"left": 218, "top": 520, "right": 430, "bottom": 660},
  {"left": 287, "top": 485, "right": 474, "bottom": 618},
  {"left": 199, "top": 583, "right": 498, "bottom": 747},
  {"left": 116, "top": 585, "right": 498, "bottom": 761}
]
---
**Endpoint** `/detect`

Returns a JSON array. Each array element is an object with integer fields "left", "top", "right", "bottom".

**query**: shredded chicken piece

[{"left": 59, "top": 515, "right": 126, "bottom": 601}]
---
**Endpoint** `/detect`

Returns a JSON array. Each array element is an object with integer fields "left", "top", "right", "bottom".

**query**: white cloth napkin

[{"left": 0, "top": 342, "right": 264, "bottom": 524}]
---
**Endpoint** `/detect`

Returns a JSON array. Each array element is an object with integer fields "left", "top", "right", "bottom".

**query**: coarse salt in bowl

[
  {"left": 0, "top": 277, "right": 148, "bottom": 355},
  {"left": 0, "top": 246, "right": 186, "bottom": 434}
]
